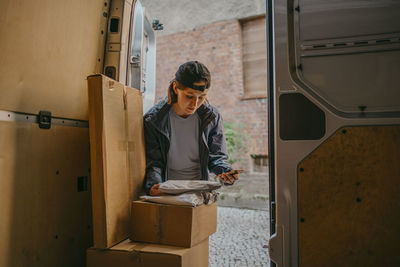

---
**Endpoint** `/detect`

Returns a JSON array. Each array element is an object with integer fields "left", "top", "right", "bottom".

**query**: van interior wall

[
  {"left": 0, "top": 0, "right": 108, "bottom": 120},
  {"left": 0, "top": 121, "right": 92, "bottom": 267},
  {"left": 0, "top": 0, "right": 109, "bottom": 266}
]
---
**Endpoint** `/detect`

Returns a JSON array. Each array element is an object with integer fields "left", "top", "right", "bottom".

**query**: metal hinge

[{"left": 38, "top": 110, "right": 52, "bottom": 129}]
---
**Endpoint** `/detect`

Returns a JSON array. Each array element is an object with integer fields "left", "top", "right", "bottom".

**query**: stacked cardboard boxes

[
  {"left": 87, "top": 239, "right": 209, "bottom": 267},
  {"left": 86, "top": 75, "right": 216, "bottom": 267}
]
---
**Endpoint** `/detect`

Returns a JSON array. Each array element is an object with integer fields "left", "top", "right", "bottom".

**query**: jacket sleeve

[
  {"left": 143, "top": 119, "right": 164, "bottom": 195},
  {"left": 207, "top": 112, "right": 232, "bottom": 175}
]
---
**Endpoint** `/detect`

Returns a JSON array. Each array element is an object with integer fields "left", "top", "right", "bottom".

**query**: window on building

[
  {"left": 241, "top": 16, "right": 268, "bottom": 99},
  {"left": 251, "top": 154, "right": 268, "bottom": 173}
]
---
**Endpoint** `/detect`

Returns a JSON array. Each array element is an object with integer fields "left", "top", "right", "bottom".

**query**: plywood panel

[
  {"left": 298, "top": 126, "right": 400, "bottom": 267},
  {"left": 0, "top": 0, "right": 108, "bottom": 120},
  {"left": 88, "top": 75, "right": 145, "bottom": 248},
  {"left": 0, "top": 121, "right": 92, "bottom": 267}
]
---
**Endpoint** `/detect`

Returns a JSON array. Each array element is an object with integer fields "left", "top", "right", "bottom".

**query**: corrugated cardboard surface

[
  {"left": 88, "top": 75, "right": 145, "bottom": 248},
  {"left": 130, "top": 201, "right": 217, "bottom": 247},
  {"left": 125, "top": 82, "right": 147, "bottom": 203},
  {"left": 0, "top": 121, "right": 92, "bottom": 267},
  {"left": 87, "top": 238, "right": 209, "bottom": 267}
]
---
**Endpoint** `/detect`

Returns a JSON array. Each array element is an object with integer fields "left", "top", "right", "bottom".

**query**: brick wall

[{"left": 154, "top": 20, "right": 268, "bottom": 171}]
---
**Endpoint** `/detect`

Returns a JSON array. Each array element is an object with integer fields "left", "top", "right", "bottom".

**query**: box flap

[
  {"left": 111, "top": 239, "right": 190, "bottom": 256},
  {"left": 87, "top": 239, "right": 209, "bottom": 267}
]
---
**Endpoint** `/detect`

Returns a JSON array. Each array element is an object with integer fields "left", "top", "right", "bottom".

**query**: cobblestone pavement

[{"left": 209, "top": 207, "right": 270, "bottom": 267}]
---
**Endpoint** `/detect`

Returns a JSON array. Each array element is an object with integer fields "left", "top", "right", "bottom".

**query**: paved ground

[
  {"left": 217, "top": 172, "right": 269, "bottom": 210},
  {"left": 209, "top": 207, "right": 270, "bottom": 267}
]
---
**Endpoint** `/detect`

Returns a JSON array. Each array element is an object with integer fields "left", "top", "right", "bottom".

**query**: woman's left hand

[{"left": 149, "top": 184, "right": 163, "bottom": 196}]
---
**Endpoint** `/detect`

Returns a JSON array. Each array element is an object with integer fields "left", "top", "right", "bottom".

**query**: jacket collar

[{"left": 145, "top": 98, "right": 216, "bottom": 136}]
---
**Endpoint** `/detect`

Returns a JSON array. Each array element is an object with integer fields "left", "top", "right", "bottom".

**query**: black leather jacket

[{"left": 143, "top": 99, "right": 232, "bottom": 194}]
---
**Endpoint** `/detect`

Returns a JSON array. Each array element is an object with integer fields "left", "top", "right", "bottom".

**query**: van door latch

[{"left": 130, "top": 55, "right": 140, "bottom": 67}]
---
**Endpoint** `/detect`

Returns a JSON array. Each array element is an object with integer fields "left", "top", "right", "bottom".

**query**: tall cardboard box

[
  {"left": 87, "top": 75, "right": 146, "bottom": 248},
  {"left": 130, "top": 201, "right": 217, "bottom": 247},
  {"left": 87, "top": 238, "right": 209, "bottom": 267}
]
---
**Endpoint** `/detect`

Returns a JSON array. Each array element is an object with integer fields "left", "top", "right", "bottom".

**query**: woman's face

[{"left": 173, "top": 81, "right": 209, "bottom": 117}]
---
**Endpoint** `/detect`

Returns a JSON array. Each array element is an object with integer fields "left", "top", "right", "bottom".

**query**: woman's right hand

[
  {"left": 218, "top": 169, "right": 242, "bottom": 185},
  {"left": 149, "top": 184, "right": 162, "bottom": 196}
]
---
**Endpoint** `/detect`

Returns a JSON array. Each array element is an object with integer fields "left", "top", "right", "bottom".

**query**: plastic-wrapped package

[
  {"left": 201, "top": 190, "right": 219, "bottom": 205},
  {"left": 158, "top": 180, "right": 221, "bottom": 195},
  {"left": 140, "top": 190, "right": 219, "bottom": 207}
]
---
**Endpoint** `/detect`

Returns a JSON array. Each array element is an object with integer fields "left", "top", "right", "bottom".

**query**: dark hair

[{"left": 167, "top": 61, "right": 211, "bottom": 104}]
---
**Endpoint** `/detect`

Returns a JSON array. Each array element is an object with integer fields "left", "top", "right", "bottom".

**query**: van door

[
  {"left": 268, "top": 0, "right": 400, "bottom": 266},
  {"left": 103, "top": 0, "right": 156, "bottom": 113}
]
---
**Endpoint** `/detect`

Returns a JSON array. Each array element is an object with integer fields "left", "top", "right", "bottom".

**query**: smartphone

[{"left": 226, "top": 169, "right": 244, "bottom": 175}]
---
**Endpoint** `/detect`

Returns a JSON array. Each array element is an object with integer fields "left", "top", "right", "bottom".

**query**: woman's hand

[
  {"left": 149, "top": 184, "right": 163, "bottom": 196},
  {"left": 218, "top": 170, "right": 242, "bottom": 185}
]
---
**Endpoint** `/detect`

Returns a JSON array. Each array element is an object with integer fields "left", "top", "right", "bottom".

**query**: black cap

[{"left": 175, "top": 61, "right": 210, "bottom": 91}]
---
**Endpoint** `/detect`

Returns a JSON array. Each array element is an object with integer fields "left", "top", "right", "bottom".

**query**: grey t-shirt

[{"left": 167, "top": 108, "right": 202, "bottom": 180}]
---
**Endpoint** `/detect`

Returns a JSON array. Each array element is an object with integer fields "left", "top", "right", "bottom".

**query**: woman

[{"left": 143, "top": 61, "right": 239, "bottom": 196}]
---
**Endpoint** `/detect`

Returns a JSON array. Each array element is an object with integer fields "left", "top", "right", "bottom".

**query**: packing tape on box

[
  {"left": 127, "top": 250, "right": 141, "bottom": 262},
  {"left": 157, "top": 206, "right": 168, "bottom": 242},
  {"left": 118, "top": 140, "right": 127, "bottom": 151},
  {"left": 127, "top": 141, "right": 135, "bottom": 152},
  {"left": 117, "top": 140, "right": 136, "bottom": 152},
  {"left": 127, "top": 243, "right": 147, "bottom": 262}
]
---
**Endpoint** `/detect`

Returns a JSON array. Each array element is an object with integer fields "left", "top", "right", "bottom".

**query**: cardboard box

[
  {"left": 87, "top": 238, "right": 209, "bottom": 267},
  {"left": 130, "top": 201, "right": 217, "bottom": 248},
  {"left": 87, "top": 75, "right": 146, "bottom": 248}
]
